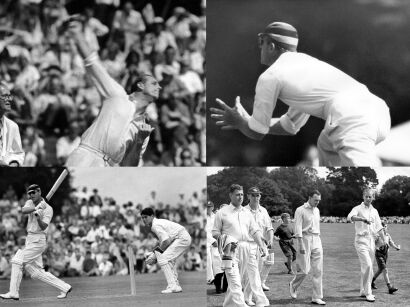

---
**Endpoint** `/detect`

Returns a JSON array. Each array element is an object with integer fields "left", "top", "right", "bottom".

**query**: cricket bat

[{"left": 46, "top": 169, "right": 69, "bottom": 201}]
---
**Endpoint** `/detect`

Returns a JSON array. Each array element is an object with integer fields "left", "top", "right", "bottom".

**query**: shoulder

[
  {"left": 24, "top": 199, "right": 34, "bottom": 207},
  {"left": 4, "top": 116, "right": 18, "bottom": 128}
]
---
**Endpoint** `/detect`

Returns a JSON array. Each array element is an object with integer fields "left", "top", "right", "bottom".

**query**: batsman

[
  {"left": 0, "top": 184, "right": 72, "bottom": 300},
  {"left": 141, "top": 208, "right": 192, "bottom": 294}
]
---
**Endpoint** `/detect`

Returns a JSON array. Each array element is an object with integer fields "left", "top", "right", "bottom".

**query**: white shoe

[
  {"left": 0, "top": 292, "right": 19, "bottom": 301},
  {"left": 365, "top": 294, "right": 375, "bottom": 302},
  {"left": 245, "top": 300, "right": 256, "bottom": 306},
  {"left": 289, "top": 281, "right": 297, "bottom": 299},
  {"left": 161, "top": 285, "right": 182, "bottom": 294},
  {"left": 261, "top": 283, "right": 270, "bottom": 291},
  {"left": 57, "top": 286, "right": 72, "bottom": 299},
  {"left": 311, "top": 298, "right": 326, "bottom": 305}
]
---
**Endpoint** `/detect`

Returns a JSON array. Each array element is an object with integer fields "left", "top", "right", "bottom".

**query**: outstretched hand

[{"left": 210, "top": 96, "right": 250, "bottom": 130}]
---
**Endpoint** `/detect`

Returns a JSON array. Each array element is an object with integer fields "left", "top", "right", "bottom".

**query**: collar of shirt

[
  {"left": 229, "top": 203, "right": 244, "bottom": 212},
  {"left": 245, "top": 204, "right": 261, "bottom": 213},
  {"left": 303, "top": 202, "right": 314, "bottom": 210},
  {"left": 360, "top": 202, "right": 373, "bottom": 210}
]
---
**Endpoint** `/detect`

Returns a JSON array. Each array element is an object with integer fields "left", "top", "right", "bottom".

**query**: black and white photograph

[
  {"left": 0, "top": 0, "right": 205, "bottom": 167},
  {"left": 207, "top": 166, "right": 410, "bottom": 306},
  {"left": 0, "top": 167, "right": 206, "bottom": 306},
  {"left": 207, "top": 0, "right": 410, "bottom": 166}
]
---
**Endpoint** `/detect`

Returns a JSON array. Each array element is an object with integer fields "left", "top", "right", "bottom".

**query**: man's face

[
  {"left": 142, "top": 76, "right": 161, "bottom": 99},
  {"left": 141, "top": 214, "right": 154, "bottom": 227},
  {"left": 308, "top": 194, "right": 321, "bottom": 207},
  {"left": 28, "top": 189, "right": 42, "bottom": 203},
  {"left": 258, "top": 35, "right": 275, "bottom": 66},
  {"left": 230, "top": 189, "right": 244, "bottom": 207},
  {"left": 206, "top": 205, "right": 214, "bottom": 215},
  {"left": 0, "top": 85, "right": 12, "bottom": 114},
  {"left": 363, "top": 191, "right": 374, "bottom": 206},
  {"left": 248, "top": 192, "right": 261, "bottom": 205}
]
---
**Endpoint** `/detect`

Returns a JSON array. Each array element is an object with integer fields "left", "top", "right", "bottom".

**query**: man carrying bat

[
  {"left": 63, "top": 17, "right": 160, "bottom": 167},
  {"left": 141, "top": 208, "right": 192, "bottom": 294},
  {"left": 211, "top": 22, "right": 390, "bottom": 167},
  {"left": 0, "top": 184, "right": 72, "bottom": 300}
]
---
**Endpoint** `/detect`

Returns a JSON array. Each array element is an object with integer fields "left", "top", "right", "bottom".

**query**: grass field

[
  {"left": 0, "top": 270, "right": 205, "bottom": 307},
  {"left": 207, "top": 224, "right": 410, "bottom": 307}
]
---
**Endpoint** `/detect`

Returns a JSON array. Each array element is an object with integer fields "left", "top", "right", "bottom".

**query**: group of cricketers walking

[{"left": 208, "top": 186, "right": 400, "bottom": 306}]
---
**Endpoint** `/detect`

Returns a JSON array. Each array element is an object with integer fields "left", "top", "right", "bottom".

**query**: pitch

[
  {"left": 207, "top": 223, "right": 410, "bottom": 306},
  {"left": 0, "top": 271, "right": 205, "bottom": 307}
]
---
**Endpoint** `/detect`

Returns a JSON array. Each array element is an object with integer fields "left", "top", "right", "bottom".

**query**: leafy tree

[{"left": 374, "top": 176, "right": 410, "bottom": 216}]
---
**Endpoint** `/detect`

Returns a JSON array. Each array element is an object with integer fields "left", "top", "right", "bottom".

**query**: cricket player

[
  {"left": 212, "top": 184, "right": 269, "bottom": 307},
  {"left": 347, "top": 188, "right": 385, "bottom": 302},
  {"left": 206, "top": 201, "right": 224, "bottom": 293},
  {"left": 0, "top": 184, "right": 72, "bottom": 300},
  {"left": 64, "top": 18, "right": 159, "bottom": 167},
  {"left": 210, "top": 21, "right": 390, "bottom": 167},
  {"left": 141, "top": 208, "right": 192, "bottom": 294},
  {"left": 0, "top": 83, "right": 24, "bottom": 166},
  {"left": 372, "top": 221, "right": 400, "bottom": 294},
  {"left": 289, "top": 190, "right": 325, "bottom": 305},
  {"left": 274, "top": 213, "right": 296, "bottom": 274},
  {"left": 242, "top": 187, "right": 274, "bottom": 306}
]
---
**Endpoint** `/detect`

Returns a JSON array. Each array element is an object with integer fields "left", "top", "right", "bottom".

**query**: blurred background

[
  {"left": 0, "top": 167, "right": 207, "bottom": 279},
  {"left": 0, "top": 0, "right": 206, "bottom": 166},
  {"left": 207, "top": 0, "right": 410, "bottom": 166}
]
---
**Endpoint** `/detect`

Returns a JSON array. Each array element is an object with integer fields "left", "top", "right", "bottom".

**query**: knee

[
  {"left": 11, "top": 249, "right": 24, "bottom": 266},
  {"left": 25, "top": 264, "right": 40, "bottom": 279}
]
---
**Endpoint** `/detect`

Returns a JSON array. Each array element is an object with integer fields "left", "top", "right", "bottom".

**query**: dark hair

[
  {"left": 308, "top": 189, "right": 321, "bottom": 197},
  {"left": 141, "top": 208, "right": 155, "bottom": 216},
  {"left": 130, "top": 74, "right": 154, "bottom": 93},
  {"left": 229, "top": 184, "right": 243, "bottom": 194}
]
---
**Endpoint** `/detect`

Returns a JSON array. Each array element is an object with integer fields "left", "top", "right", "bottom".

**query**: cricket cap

[
  {"left": 259, "top": 22, "right": 298, "bottom": 52},
  {"left": 247, "top": 187, "right": 261, "bottom": 194},
  {"left": 27, "top": 184, "right": 40, "bottom": 193}
]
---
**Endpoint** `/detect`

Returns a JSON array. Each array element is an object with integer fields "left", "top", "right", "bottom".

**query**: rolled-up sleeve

[
  {"left": 294, "top": 207, "right": 303, "bottom": 238},
  {"left": 249, "top": 72, "right": 281, "bottom": 134},
  {"left": 347, "top": 206, "right": 358, "bottom": 222},
  {"left": 279, "top": 107, "right": 310, "bottom": 135},
  {"left": 212, "top": 210, "right": 222, "bottom": 238}
]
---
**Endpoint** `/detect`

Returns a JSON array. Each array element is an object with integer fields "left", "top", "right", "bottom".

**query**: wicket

[{"left": 128, "top": 246, "right": 136, "bottom": 295}]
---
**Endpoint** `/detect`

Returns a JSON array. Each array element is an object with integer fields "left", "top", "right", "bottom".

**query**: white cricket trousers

[
  {"left": 317, "top": 89, "right": 390, "bottom": 166},
  {"left": 223, "top": 241, "right": 269, "bottom": 307},
  {"left": 291, "top": 234, "right": 323, "bottom": 300},
  {"left": 354, "top": 235, "right": 375, "bottom": 296}
]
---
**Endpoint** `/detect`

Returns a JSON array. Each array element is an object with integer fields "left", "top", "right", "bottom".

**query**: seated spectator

[
  {"left": 187, "top": 246, "right": 202, "bottom": 271},
  {"left": 67, "top": 248, "right": 84, "bottom": 277},
  {"left": 82, "top": 250, "right": 100, "bottom": 276},
  {"left": 98, "top": 252, "right": 113, "bottom": 276},
  {"left": 56, "top": 120, "right": 81, "bottom": 165}
]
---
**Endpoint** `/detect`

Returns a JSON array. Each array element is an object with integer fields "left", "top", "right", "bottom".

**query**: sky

[
  {"left": 206, "top": 167, "right": 410, "bottom": 188},
  {"left": 70, "top": 168, "right": 206, "bottom": 205}
]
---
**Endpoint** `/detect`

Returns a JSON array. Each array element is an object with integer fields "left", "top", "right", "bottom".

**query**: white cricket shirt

[
  {"left": 347, "top": 203, "right": 383, "bottom": 237},
  {"left": 212, "top": 203, "right": 261, "bottom": 242},
  {"left": 249, "top": 52, "right": 375, "bottom": 135},
  {"left": 151, "top": 218, "right": 186, "bottom": 244},
  {"left": 23, "top": 199, "right": 53, "bottom": 235},
  {"left": 294, "top": 202, "right": 321, "bottom": 238}
]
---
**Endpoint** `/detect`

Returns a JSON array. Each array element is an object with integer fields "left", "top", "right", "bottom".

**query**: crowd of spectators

[
  {"left": 0, "top": 0, "right": 206, "bottom": 166},
  {"left": 0, "top": 185, "right": 207, "bottom": 280}
]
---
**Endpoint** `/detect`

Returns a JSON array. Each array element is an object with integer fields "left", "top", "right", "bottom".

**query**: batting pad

[
  {"left": 11, "top": 249, "right": 24, "bottom": 266},
  {"left": 160, "top": 263, "right": 176, "bottom": 287},
  {"left": 25, "top": 264, "right": 71, "bottom": 292},
  {"left": 9, "top": 263, "right": 23, "bottom": 296}
]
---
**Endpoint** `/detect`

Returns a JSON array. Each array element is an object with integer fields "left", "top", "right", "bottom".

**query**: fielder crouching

[
  {"left": 0, "top": 184, "right": 71, "bottom": 301},
  {"left": 141, "top": 208, "right": 191, "bottom": 294}
]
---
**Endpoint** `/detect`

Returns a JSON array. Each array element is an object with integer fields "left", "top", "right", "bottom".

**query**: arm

[
  {"left": 5, "top": 121, "right": 25, "bottom": 166},
  {"left": 35, "top": 213, "right": 49, "bottom": 230},
  {"left": 211, "top": 210, "right": 222, "bottom": 240},
  {"left": 388, "top": 235, "right": 400, "bottom": 250},
  {"left": 66, "top": 19, "right": 126, "bottom": 99},
  {"left": 293, "top": 208, "right": 305, "bottom": 254}
]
